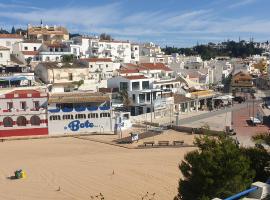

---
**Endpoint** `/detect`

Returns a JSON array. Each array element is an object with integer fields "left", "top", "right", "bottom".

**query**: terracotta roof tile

[
  {"left": 119, "top": 69, "right": 140, "bottom": 74},
  {"left": 0, "top": 34, "right": 23, "bottom": 39},
  {"left": 80, "top": 58, "right": 112, "bottom": 62},
  {"left": 139, "top": 63, "right": 172, "bottom": 71},
  {"left": 122, "top": 75, "right": 147, "bottom": 80},
  {"left": 0, "top": 46, "right": 9, "bottom": 51},
  {"left": 22, "top": 51, "right": 39, "bottom": 55}
]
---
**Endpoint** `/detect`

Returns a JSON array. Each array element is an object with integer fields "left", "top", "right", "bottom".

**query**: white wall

[
  {"left": 0, "top": 38, "right": 23, "bottom": 53},
  {"left": 0, "top": 50, "right": 11, "bottom": 65}
]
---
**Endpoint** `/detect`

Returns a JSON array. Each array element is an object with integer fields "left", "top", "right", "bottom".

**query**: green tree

[
  {"left": 177, "top": 135, "right": 255, "bottom": 200},
  {"left": 100, "top": 33, "right": 113, "bottom": 41},
  {"left": 25, "top": 57, "right": 32, "bottom": 66},
  {"left": 118, "top": 90, "right": 132, "bottom": 109},
  {"left": 11, "top": 26, "right": 16, "bottom": 34},
  {"left": 252, "top": 133, "right": 270, "bottom": 146},
  {"left": 61, "top": 54, "right": 76, "bottom": 63},
  {"left": 241, "top": 147, "right": 270, "bottom": 182}
]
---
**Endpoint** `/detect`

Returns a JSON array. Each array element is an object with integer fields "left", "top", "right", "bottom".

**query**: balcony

[{"left": 39, "top": 51, "right": 71, "bottom": 55}]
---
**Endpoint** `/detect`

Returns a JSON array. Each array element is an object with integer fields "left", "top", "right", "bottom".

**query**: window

[
  {"left": 17, "top": 116, "right": 27, "bottom": 126},
  {"left": 3, "top": 117, "right": 13, "bottom": 127},
  {"left": 0, "top": 53, "right": 2, "bottom": 58},
  {"left": 106, "top": 64, "right": 108, "bottom": 68},
  {"left": 139, "top": 94, "right": 145, "bottom": 103},
  {"left": 88, "top": 113, "right": 98, "bottom": 118},
  {"left": 120, "top": 82, "right": 128, "bottom": 91},
  {"left": 75, "top": 114, "right": 86, "bottom": 119},
  {"left": 7, "top": 102, "right": 13, "bottom": 110},
  {"left": 24, "top": 46, "right": 28, "bottom": 50},
  {"left": 30, "top": 115, "right": 41, "bottom": 126},
  {"left": 90, "top": 65, "right": 93, "bottom": 68},
  {"left": 142, "top": 81, "right": 150, "bottom": 89},
  {"left": 49, "top": 115, "right": 60, "bottom": 120},
  {"left": 100, "top": 113, "right": 110, "bottom": 118},
  {"left": 63, "top": 115, "right": 74, "bottom": 120},
  {"left": 33, "top": 101, "right": 39, "bottom": 110},
  {"left": 132, "top": 94, "right": 136, "bottom": 102},
  {"left": 34, "top": 47, "right": 37, "bottom": 51},
  {"left": 50, "top": 48, "right": 53, "bottom": 52},
  {"left": 68, "top": 73, "right": 73, "bottom": 81},
  {"left": 20, "top": 101, "right": 27, "bottom": 110},
  {"left": 132, "top": 82, "right": 140, "bottom": 91},
  {"left": 146, "top": 93, "right": 151, "bottom": 101}
]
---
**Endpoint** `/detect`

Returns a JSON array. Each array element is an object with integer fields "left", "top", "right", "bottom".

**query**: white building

[
  {"left": 107, "top": 75, "right": 173, "bottom": 116},
  {"left": 72, "top": 36, "right": 132, "bottom": 63},
  {"left": 139, "top": 42, "right": 162, "bottom": 57},
  {"left": 0, "top": 34, "right": 23, "bottom": 53},
  {"left": 38, "top": 43, "right": 71, "bottom": 62},
  {"left": 0, "top": 46, "right": 11, "bottom": 65},
  {"left": 13, "top": 40, "right": 42, "bottom": 62},
  {"left": 78, "top": 58, "right": 117, "bottom": 81},
  {"left": 47, "top": 92, "right": 114, "bottom": 135},
  {"left": 131, "top": 43, "right": 139, "bottom": 63}
]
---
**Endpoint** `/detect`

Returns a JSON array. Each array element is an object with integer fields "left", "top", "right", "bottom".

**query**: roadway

[{"left": 180, "top": 103, "right": 248, "bottom": 125}]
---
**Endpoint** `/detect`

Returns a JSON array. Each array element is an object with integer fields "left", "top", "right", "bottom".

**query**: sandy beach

[{"left": 0, "top": 133, "right": 195, "bottom": 200}]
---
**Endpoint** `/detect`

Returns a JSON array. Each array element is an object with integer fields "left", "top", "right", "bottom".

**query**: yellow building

[
  {"left": 27, "top": 24, "right": 69, "bottom": 42},
  {"left": 253, "top": 59, "right": 268, "bottom": 74}
]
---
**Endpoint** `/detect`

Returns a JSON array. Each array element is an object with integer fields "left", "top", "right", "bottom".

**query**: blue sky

[{"left": 0, "top": 0, "right": 269, "bottom": 47}]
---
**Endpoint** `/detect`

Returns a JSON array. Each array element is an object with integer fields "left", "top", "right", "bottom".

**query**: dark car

[{"left": 233, "top": 96, "right": 245, "bottom": 103}]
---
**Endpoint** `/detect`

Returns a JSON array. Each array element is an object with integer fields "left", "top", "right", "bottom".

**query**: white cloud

[
  {"left": 229, "top": 0, "right": 257, "bottom": 8},
  {"left": 0, "top": 1, "right": 268, "bottom": 46},
  {"left": 0, "top": 2, "right": 41, "bottom": 10}
]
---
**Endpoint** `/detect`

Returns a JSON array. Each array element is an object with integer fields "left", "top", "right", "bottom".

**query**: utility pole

[{"left": 151, "top": 90, "right": 153, "bottom": 124}]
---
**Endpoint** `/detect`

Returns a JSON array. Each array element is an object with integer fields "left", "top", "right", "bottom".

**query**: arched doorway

[
  {"left": 17, "top": 116, "right": 27, "bottom": 126},
  {"left": 30, "top": 115, "right": 41, "bottom": 126},
  {"left": 3, "top": 117, "right": 13, "bottom": 127}
]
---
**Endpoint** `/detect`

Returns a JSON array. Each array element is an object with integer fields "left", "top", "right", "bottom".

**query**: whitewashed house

[
  {"left": 0, "top": 34, "right": 23, "bottom": 53},
  {"left": 13, "top": 40, "right": 42, "bottom": 62},
  {"left": 0, "top": 46, "right": 11, "bottom": 65}
]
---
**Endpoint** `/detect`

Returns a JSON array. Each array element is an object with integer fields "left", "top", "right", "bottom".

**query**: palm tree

[{"left": 118, "top": 90, "right": 133, "bottom": 110}]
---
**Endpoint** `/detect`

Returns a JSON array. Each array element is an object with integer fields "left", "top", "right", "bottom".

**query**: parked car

[{"left": 233, "top": 96, "right": 245, "bottom": 103}]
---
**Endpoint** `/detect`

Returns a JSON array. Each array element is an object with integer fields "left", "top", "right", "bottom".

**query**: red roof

[
  {"left": 119, "top": 69, "right": 140, "bottom": 74},
  {"left": 122, "top": 75, "right": 147, "bottom": 80},
  {"left": 22, "top": 51, "right": 39, "bottom": 55},
  {"left": 3, "top": 89, "right": 45, "bottom": 99},
  {"left": 0, "top": 34, "right": 23, "bottom": 39},
  {"left": 139, "top": 63, "right": 172, "bottom": 72},
  {"left": 80, "top": 58, "right": 112, "bottom": 62},
  {"left": 9, "top": 90, "right": 40, "bottom": 95}
]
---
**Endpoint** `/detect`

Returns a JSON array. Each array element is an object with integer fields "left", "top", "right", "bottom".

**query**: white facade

[
  {"left": 0, "top": 48, "right": 11, "bottom": 65},
  {"left": 47, "top": 92, "right": 113, "bottom": 135},
  {"left": 131, "top": 44, "right": 139, "bottom": 63},
  {"left": 0, "top": 34, "right": 23, "bottom": 53},
  {"left": 72, "top": 36, "right": 132, "bottom": 63},
  {"left": 139, "top": 42, "right": 162, "bottom": 57},
  {"left": 13, "top": 41, "right": 42, "bottom": 62},
  {"left": 78, "top": 58, "right": 118, "bottom": 81}
]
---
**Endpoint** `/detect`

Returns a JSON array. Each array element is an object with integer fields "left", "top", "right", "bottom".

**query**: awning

[{"left": 0, "top": 76, "right": 28, "bottom": 82}]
